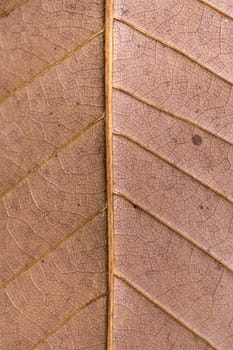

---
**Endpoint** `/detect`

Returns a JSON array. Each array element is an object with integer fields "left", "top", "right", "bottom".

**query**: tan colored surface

[
  {"left": 0, "top": 33, "right": 104, "bottom": 195},
  {"left": 37, "top": 296, "right": 107, "bottom": 350},
  {"left": 0, "top": 0, "right": 103, "bottom": 100},
  {"left": 0, "top": 0, "right": 106, "bottom": 349},
  {"left": 115, "top": 0, "right": 233, "bottom": 83},
  {"left": 114, "top": 277, "right": 213, "bottom": 350},
  {"left": 2, "top": 0, "right": 233, "bottom": 349},
  {"left": 112, "top": 0, "right": 233, "bottom": 349},
  {"left": 200, "top": 0, "right": 233, "bottom": 17},
  {"left": 0, "top": 0, "right": 25, "bottom": 15},
  {"left": 1, "top": 213, "right": 106, "bottom": 349}
]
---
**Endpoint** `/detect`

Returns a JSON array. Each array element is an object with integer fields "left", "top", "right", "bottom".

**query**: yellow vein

[
  {"left": 105, "top": 0, "right": 114, "bottom": 349},
  {"left": 0, "top": 29, "right": 104, "bottom": 105},
  {"left": 30, "top": 292, "right": 107, "bottom": 349},
  {"left": 0, "top": 206, "right": 106, "bottom": 291},
  {"left": 197, "top": 0, "right": 233, "bottom": 21},
  {"left": 114, "top": 17, "right": 233, "bottom": 87},
  {"left": 114, "top": 191, "right": 233, "bottom": 278},
  {"left": 113, "top": 131, "right": 233, "bottom": 208},
  {"left": 0, "top": 114, "right": 104, "bottom": 200},
  {"left": 0, "top": 0, "right": 30, "bottom": 18},
  {"left": 113, "top": 86, "right": 233, "bottom": 149},
  {"left": 115, "top": 274, "right": 218, "bottom": 350}
]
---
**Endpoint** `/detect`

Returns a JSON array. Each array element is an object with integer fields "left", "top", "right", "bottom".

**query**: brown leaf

[
  {"left": 112, "top": 0, "right": 233, "bottom": 349},
  {"left": 0, "top": 0, "right": 106, "bottom": 349},
  {"left": 2, "top": 0, "right": 233, "bottom": 349}
]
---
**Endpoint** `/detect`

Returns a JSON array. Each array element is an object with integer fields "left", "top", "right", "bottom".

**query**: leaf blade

[
  {"left": 0, "top": 1, "right": 107, "bottom": 349},
  {"left": 112, "top": 1, "right": 233, "bottom": 348}
]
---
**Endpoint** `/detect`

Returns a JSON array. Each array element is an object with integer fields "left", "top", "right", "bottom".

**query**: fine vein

[
  {"left": 114, "top": 17, "right": 233, "bottom": 87},
  {"left": 115, "top": 274, "right": 218, "bottom": 350}
]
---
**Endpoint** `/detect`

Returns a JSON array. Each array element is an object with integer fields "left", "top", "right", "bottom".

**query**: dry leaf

[
  {"left": 1, "top": 0, "right": 233, "bottom": 349},
  {"left": 112, "top": 1, "right": 233, "bottom": 349},
  {"left": 0, "top": 0, "right": 106, "bottom": 349}
]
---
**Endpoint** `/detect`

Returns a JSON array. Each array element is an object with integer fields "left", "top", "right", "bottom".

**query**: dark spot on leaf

[
  {"left": 121, "top": 7, "right": 129, "bottom": 16},
  {"left": 192, "top": 134, "right": 202, "bottom": 146},
  {"left": 0, "top": 11, "right": 9, "bottom": 18},
  {"left": 76, "top": 101, "right": 80, "bottom": 105},
  {"left": 42, "top": 259, "right": 45, "bottom": 263},
  {"left": 137, "top": 44, "right": 141, "bottom": 48},
  {"left": 216, "top": 263, "right": 222, "bottom": 270},
  {"left": 200, "top": 205, "right": 203, "bottom": 210},
  {"left": 66, "top": 2, "right": 76, "bottom": 10},
  {"left": 133, "top": 204, "right": 138, "bottom": 209},
  {"left": 58, "top": 123, "right": 61, "bottom": 127},
  {"left": 49, "top": 111, "right": 53, "bottom": 115}
]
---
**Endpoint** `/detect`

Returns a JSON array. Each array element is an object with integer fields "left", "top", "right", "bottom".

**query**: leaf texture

[
  {"left": 2, "top": 0, "right": 233, "bottom": 349},
  {"left": 112, "top": 0, "right": 233, "bottom": 349},
  {"left": 0, "top": 0, "right": 107, "bottom": 349},
  {"left": 0, "top": 0, "right": 24, "bottom": 16}
]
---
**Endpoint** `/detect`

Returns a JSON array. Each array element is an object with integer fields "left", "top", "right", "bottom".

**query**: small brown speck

[
  {"left": 121, "top": 7, "right": 129, "bottom": 16},
  {"left": 42, "top": 259, "right": 45, "bottom": 263},
  {"left": 0, "top": 11, "right": 9, "bottom": 18},
  {"left": 192, "top": 134, "right": 202, "bottom": 146}
]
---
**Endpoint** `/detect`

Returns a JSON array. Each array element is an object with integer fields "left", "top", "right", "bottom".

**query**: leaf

[
  {"left": 0, "top": 0, "right": 24, "bottom": 17},
  {"left": 112, "top": 0, "right": 233, "bottom": 349},
  {"left": 0, "top": 0, "right": 107, "bottom": 349},
  {"left": 2, "top": 0, "right": 233, "bottom": 349}
]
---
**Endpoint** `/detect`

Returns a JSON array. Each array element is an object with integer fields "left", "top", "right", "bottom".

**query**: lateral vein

[
  {"left": 0, "top": 29, "right": 104, "bottom": 105},
  {"left": 115, "top": 274, "right": 218, "bottom": 350},
  {"left": 114, "top": 17, "right": 233, "bottom": 86},
  {"left": 114, "top": 191, "right": 233, "bottom": 278}
]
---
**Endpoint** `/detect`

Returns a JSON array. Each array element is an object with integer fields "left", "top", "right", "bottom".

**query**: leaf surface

[
  {"left": 112, "top": 0, "right": 233, "bottom": 349},
  {"left": 0, "top": 0, "right": 107, "bottom": 349},
  {"left": 2, "top": 0, "right": 233, "bottom": 349}
]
